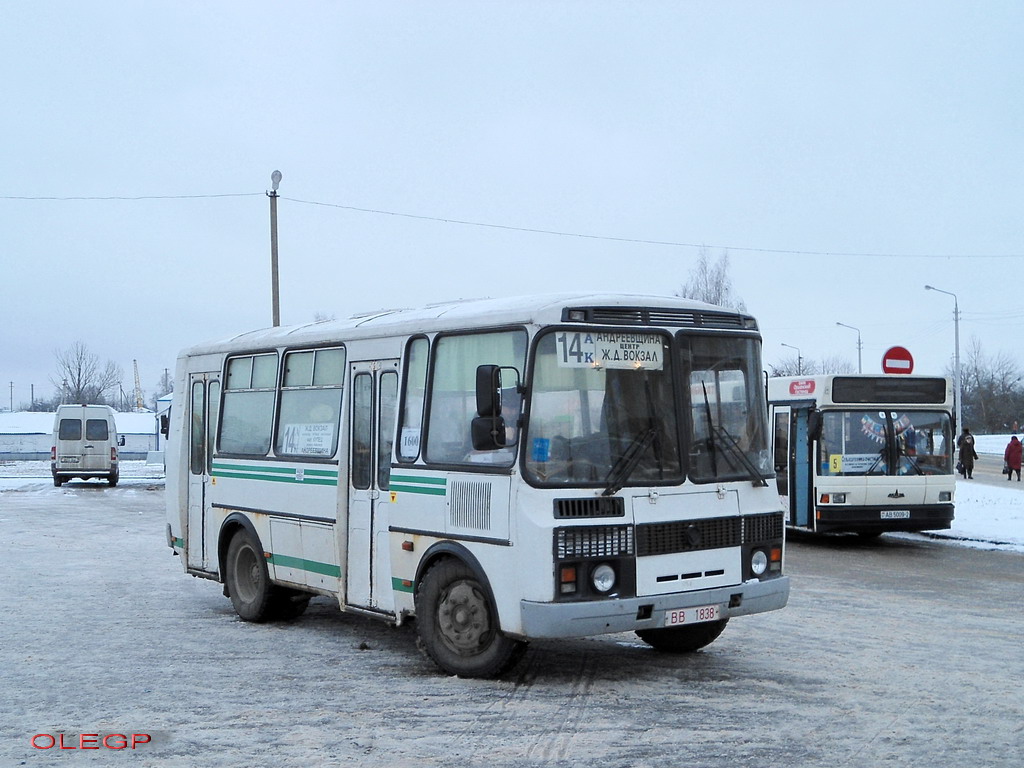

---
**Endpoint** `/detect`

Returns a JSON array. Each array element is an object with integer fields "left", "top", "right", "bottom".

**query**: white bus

[
  {"left": 166, "top": 293, "right": 789, "bottom": 677},
  {"left": 768, "top": 375, "right": 955, "bottom": 536}
]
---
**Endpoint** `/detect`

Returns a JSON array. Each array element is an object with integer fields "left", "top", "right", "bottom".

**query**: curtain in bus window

[
  {"left": 821, "top": 410, "right": 953, "bottom": 477},
  {"left": 425, "top": 330, "right": 526, "bottom": 465}
]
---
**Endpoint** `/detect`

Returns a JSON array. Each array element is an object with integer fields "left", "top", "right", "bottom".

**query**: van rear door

[
  {"left": 82, "top": 417, "right": 111, "bottom": 471},
  {"left": 56, "top": 412, "right": 84, "bottom": 470}
]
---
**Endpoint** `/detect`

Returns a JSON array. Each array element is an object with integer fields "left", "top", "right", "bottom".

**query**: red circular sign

[{"left": 882, "top": 346, "right": 914, "bottom": 374}]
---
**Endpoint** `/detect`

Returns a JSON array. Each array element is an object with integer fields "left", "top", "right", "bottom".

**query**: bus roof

[
  {"left": 768, "top": 374, "right": 952, "bottom": 407},
  {"left": 178, "top": 292, "right": 758, "bottom": 358}
]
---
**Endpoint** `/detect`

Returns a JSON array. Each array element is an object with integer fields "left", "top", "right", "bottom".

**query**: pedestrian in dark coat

[
  {"left": 1004, "top": 436, "right": 1022, "bottom": 481},
  {"left": 957, "top": 428, "right": 979, "bottom": 479}
]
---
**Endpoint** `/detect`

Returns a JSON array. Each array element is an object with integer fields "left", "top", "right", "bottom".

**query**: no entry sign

[{"left": 882, "top": 346, "right": 914, "bottom": 374}]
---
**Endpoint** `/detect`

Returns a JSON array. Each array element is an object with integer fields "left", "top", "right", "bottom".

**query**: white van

[{"left": 51, "top": 404, "right": 125, "bottom": 487}]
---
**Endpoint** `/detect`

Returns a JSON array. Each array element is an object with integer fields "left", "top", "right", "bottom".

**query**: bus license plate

[
  {"left": 881, "top": 510, "right": 911, "bottom": 519},
  {"left": 666, "top": 604, "right": 720, "bottom": 627}
]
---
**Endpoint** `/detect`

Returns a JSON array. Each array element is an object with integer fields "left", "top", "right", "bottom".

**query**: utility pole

[
  {"left": 8, "top": 381, "right": 12, "bottom": 412},
  {"left": 925, "top": 285, "right": 962, "bottom": 432},
  {"left": 269, "top": 170, "right": 282, "bottom": 327},
  {"left": 836, "top": 322, "right": 863, "bottom": 374}
]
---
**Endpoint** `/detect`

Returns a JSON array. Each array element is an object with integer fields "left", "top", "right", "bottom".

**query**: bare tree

[
  {"left": 50, "top": 342, "right": 123, "bottom": 406},
  {"left": 959, "top": 337, "right": 1024, "bottom": 432},
  {"left": 768, "top": 356, "right": 855, "bottom": 378},
  {"left": 676, "top": 247, "right": 747, "bottom": 312}
]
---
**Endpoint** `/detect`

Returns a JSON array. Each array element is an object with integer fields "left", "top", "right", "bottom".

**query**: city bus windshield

[
  {"left": 819, "top": 410, "right": 953, "bottom": 476},
  {"left": 524, "top": 329, "right": 681, "bottom": 487},
  {"left": 683, "top": 335, "right": 771, "bottom": 484}
]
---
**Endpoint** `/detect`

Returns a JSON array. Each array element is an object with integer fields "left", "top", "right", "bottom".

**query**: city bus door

[
  {"left": 790, "top": 405, "right": 815, "bottom": 528},
  {"left": 186, "top": 372, "right": 220, "bottom": 571},
  {"left": 346, "top": 360, "right": 399, "bottom": 612}
]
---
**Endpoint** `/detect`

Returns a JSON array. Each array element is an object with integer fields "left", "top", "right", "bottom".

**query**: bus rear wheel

[
  {"left": 636, "top": 618, "right": 729, "bottom": 653},
  {"left": 225, "top": 529, "right": 278, "bottom": 622},
  {"left": 415, "top": 558, "right": 526, "bottom": 678}
]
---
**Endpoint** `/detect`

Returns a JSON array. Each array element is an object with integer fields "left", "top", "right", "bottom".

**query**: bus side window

[{"left": 398, "top": 337, "right": 428, "bottom": 461}]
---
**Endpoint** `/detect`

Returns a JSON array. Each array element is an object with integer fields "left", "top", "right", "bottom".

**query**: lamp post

[
  {"left": 781, "top": 343, "right": 803, "bottom": 375},
  {"left": 924, "top": 284, "right": 962, "bottom": 432},
  {"left": 835, "top": 322, "right": 863, "bottom": 374},
  {"left": 269, "top": 170, "right": 282, "bottom": 327}
]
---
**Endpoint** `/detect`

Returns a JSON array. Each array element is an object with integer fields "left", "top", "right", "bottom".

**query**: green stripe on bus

[
  {"left": 391, "top": 577, "right": 415, "bottom": 593},
  {"left": 390, "top": 474, "right": 446, "bottom": 486},
  {"left": 212, "top": 462, "right": 339, "bottom": 476},
  {"left": 268, "top": 553, "right": 341, "bottom": 578},
  {"left": 390, "top": 483, "right": 447, "bottom": 496},
  {"left": 212, "top": 470, "right": 338, "bottom": 486},
  {"left": 173, "top": 537, "right": 184, "bottom": 549}
]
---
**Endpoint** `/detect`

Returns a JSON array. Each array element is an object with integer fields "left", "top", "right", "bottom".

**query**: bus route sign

[{"left": 881, "top": 346, "right": 914, "bottom": 374}]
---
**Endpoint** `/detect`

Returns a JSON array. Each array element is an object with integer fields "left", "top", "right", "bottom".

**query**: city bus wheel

[
  {"left": 225, "top": 529, "right": 276, "bottom": 622},
  {"left": 415, "top": 558, "right": 526, "bottom": 678},
  {"left": 636, "top": 618, "right": 729, "bottom": 653}
]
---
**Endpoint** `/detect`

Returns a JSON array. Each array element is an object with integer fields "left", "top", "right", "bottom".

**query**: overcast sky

[{"left": 2, "top": 2, "right": 1021, "bottom": 408}]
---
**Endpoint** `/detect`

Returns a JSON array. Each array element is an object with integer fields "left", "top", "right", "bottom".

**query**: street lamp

[
  {"left": 781, "top": 343, "right": 803, "bottom": 375},
  {"left": 924, "top": 284, "right": 962, "bottom": 432},
  {"left": 269, "top": 170, "right": 283, "bottom": 327},
  {"left": 835, "top": 322, "right": 863, "bottom": 374}
]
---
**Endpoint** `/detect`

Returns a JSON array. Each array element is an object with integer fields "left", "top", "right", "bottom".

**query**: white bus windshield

[
  {"left": 819, "top": 410, "right": 953, "bottom": 476},
  {"left": 524, "top": 330, "right": 681, "bottom": 487},
  {"left": 523, "top": 330, "right": 770, "bottom": 488}
]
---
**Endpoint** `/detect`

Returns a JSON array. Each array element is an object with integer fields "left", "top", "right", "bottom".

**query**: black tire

[
  {"left": 53, "top": 475, "right": 63, "bottom": 487},
  {"left": 224, "top": 529, "right": 277, "bottom": 622},
  {"left": 415, "top": 558, "right": 526, "bottom": 678},
  {"left": 636, "top": 618, "right": 729, "bottom": 653},
  {"left": 108, "top": 471, "right": 119, "bottom": 487}
]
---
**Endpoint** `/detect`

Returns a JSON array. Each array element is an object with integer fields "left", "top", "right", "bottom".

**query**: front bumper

[{"left": 519, "top": 575, "right": 790, "bottom": 639}]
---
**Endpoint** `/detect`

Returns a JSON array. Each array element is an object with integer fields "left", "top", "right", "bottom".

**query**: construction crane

[{"left": 133, "top": 360, "right": 145, "bottom": 412}]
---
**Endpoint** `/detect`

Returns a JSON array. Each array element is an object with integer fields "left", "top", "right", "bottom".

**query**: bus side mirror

[
  {"left": 472, "top": 365, "right": 506, "bottom": 451},
  {"left": 160, "top": 414, "right": 170, "bottom": 436},
  {"left": 118, "top": 435, "right": 126, "bottom": 447}
]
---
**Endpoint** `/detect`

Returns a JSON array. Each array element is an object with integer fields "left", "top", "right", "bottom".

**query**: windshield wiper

[
  {"left": 602, "top": 427, "right": 658, "bottom": 496},
  {"left": 701, "top": 382, "right": 767, "bottom": 486}
]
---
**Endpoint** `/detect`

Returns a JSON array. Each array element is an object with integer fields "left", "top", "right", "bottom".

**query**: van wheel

[
  {"left": 53, "top": 475, "right": 63, "bottom": 487},
  {"left": 225, "top": 529, "right": 277, "bottom": 622},
  {"left": 636, "top": 618, "right": 729, "bottom": 653},
  {"left": 415, "top": 558, "right": 526, "bottom": 678},
  {"left": 108, "top": 472, "right": 119, "bottom": 487}
]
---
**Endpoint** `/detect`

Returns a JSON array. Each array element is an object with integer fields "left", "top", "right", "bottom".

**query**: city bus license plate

[
  {"left": 666, "top": 604, "right": 720, "bottom": 627},
  {"left": 881, "top": 510, "right": 911, "bottom": 519}
]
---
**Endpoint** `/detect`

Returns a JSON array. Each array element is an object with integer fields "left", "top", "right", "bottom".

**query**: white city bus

[
  {"left": 166, "top": 293, "right": 789, "bottom": 677},
  {"left": 768, "top": 375, "right": 955, "bottom": 536}
]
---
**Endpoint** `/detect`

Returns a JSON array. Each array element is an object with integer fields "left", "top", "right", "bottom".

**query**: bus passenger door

[
  {"left": 186, "top": 373, "right": 220, "bottom": 571},
  {"left": 789, "top": 406, "right": 814, "bottom": 528},
  {"left": 346, "top": 360, "right": 399, "bottom": 611}
]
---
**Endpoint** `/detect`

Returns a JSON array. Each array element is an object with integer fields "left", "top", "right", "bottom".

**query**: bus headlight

[
  {"left": 750, "top": 550, "right": 768, "bottom": 576},
  {"left": 591, "top": 563, "right": 616, "bottom": 593}
]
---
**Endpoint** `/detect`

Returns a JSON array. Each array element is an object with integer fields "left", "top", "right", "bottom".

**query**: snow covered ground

[{"left": 2, "top": 455, "right": 1022, "bottom": 554}]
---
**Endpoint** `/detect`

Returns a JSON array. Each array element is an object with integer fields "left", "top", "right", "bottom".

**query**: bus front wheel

[
  {"left": 415, "top": 558, "right": 526, "bottom": 678},
  {"left": 636, "top": 618, "right": 729, "bottom": 653}
]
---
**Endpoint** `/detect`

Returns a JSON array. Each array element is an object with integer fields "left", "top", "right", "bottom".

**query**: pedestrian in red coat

[{"left": 1004, "top": 436, "right": 1022, "bottom": 481}]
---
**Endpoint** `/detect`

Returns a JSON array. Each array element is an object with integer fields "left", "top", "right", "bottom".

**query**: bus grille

[
  {"left": 555, "top": 525, "right": 634, "bottom": 560},
  {"left": 563, "top": 306, "right": 754, "bottom": 330},
  {"left": 636, "top": 517, "right": 742, "bottom": 556},
  {"left": 743, "top": 512, "right": 784, "bottom": 542},
  {"left": 553, "top": 497, "right": 625, "bottom": 519}
]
